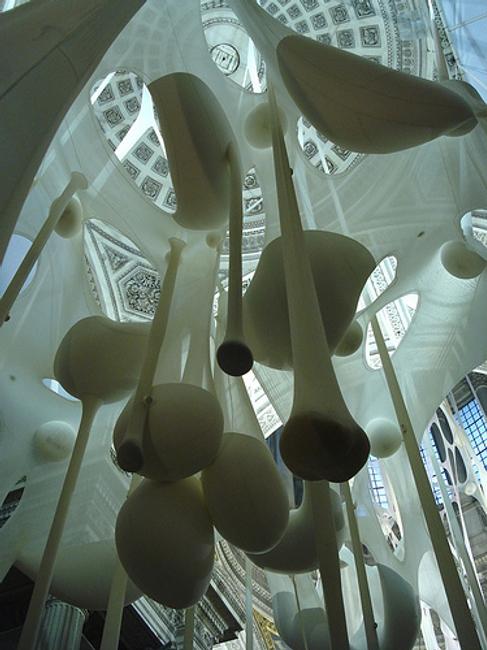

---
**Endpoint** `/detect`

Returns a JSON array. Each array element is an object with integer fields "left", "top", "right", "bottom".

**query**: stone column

[{"left": 34, "top": 596, "right": 87, "bottom": 650}]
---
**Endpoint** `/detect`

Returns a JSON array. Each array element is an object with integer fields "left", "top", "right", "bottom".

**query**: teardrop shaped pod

[
  {"left": 202, "top": 433, "right": 289, "bottom": 553},
  {"left": 114, "top": 383, "right": 223, "bottom": 482},
  {"left": 276, "top": 35, "right": 477, "bottom": 154},
  {"left": 262, "top": 85, "right": 370, "bottom": 483},
  {"left": 244, "top": 231, "right": 375, "bottom": 370},
  {"left": 116, "top": 477, "right": 214, "bottom": 609},
  {"left": 54, "top": 316, "right": 148, "bottom": 403},
  {"left": 217, "top": 144, "right": 254, "bottom": 377},
  {"left": 148, "top": 73, "right": 233, "bottom": 230},
  {"left": 229, "top": 1, "right": 476, "bottom": 153},
  {"left": 247, "top": 483, "right": 345, "bottom": 574}
]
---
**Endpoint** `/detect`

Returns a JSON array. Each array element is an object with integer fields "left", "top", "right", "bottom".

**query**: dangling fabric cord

[
  {"left": 343, "top": 482, "right": 379, "bottom": 650},
  {"left": 183, "top": 606, "right": 195, "bottom": 650},
  {"left": 245, "top": 557, "right": 254, "bottom": 650}
]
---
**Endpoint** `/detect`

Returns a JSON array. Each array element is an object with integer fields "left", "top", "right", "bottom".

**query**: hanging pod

[
  {"left": 247, "top": 482, "right": 345, "bottom": 574},
  {"left": 265, "top": 561, "right": 420, "bottom": 650},
  {"left": 244, "top": 231, "right": 375, "bottom": 370},
  {"left": 216, "top": 143, "right": 254, "bottom": 377},
  {"left": 229, "top": 0, "right": 476, "bottom": 154},
  {"left": 17, "top": 315, "right": 148, "bottom": 650},
  {"left": 201, "top": 431, "right": 289, "bottom": 554},
  {"left": 261, "top": 83, "right": 370, "bottom": 482},
  {"left": 115, "top": 477, "right": 214, "bottom": 609},
  {"left": 115, "top": 238, "right": 185, "bottom": 474},
  {"left": 115, "top": 239, "right": 225, "bottom": 481},
  {"left": 114, "top": 383, "right": 223, "bottom": 482},
  {"left": 203, "top": 363, "right": 289, "bottom": 554},
  {"left": 148, "top": 73, "right": 234, "bottom": 231}
]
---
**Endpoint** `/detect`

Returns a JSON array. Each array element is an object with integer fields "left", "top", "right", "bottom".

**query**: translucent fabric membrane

[
  {"left": 2, "top": 1, "right": 487, "bottom": 649},
  {"left": 0, "top": 234, "right": 37, "bottom": 295}
]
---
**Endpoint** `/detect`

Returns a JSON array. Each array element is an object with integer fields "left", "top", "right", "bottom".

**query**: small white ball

[
  {"left": 244, "top": 102, "right": 288, "bottom": 149},
  {"left": 441, "top": 240, "right": 486, "bottom": 279},
  {"left": 55, "top": 196, "right": 83, "bottom": 238},
  {"left": 34, "top": 421, "right": 76, "bottom": 461},
  {"left": 366, "top": 418, "right": 402, "bottom": 458}
]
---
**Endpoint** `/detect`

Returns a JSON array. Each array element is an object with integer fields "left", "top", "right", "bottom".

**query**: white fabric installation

[{"left": 1, "top": 1, "right": 487, "bottom": 649}]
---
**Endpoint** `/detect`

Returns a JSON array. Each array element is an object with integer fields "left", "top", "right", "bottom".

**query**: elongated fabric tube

[
  {"left": 0, "top": 0, "right": 146, "bottom": 264},
  {"left": 370, "top": 315, "right": 482, "bottom": 650},
  {"left": 267, "top": 80, "right": 369, "bottom": 482},
  {"left": 245, "top": 557, "right": 254, "bottom": 650},
  {"left": 0, "top": 172, "right": 87, "bottom": 326},
  {"left": 217, "top": 144, "right": 253, "bottom": 377},
  {"left": 267, "top": 82, "right": 331, "bottom": 411},
  {"left": 100, "top": 475, "right": 142, "bottom": 650},
  {"left": 18, "top": 395, "right": 102, "bottom": 650},
  {"left": 99, "top": 562, "right": 128, "bottom": 650},
  {"left": 117, "top": 238, "right": 185, "bottom": 471},
  {"left": 424, "top": 434, "right": 487, "bottom": 647},
  {"left": 308, "top": 481, "right": 350, "bottom": 650},
  {"left": 291, "top": 576, "right": 310, "bottom": 650},
  {"left": 182, "top": 248, "right": 220, "bottom": 390},
  {"left": 343, "top": 482, "right": 379, "bottom": 650},
  {"left": 183, "top": 606, "right": 195, "bottom": 650}
]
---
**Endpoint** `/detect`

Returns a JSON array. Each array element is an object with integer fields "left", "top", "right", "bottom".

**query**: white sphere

[
  {"left": 335, "top": 321, "right": 363, "bottom": 357},
  {"left": 244, "top": 102, "right": 288, "bottom": 149},
  {"left": 206, "top": 231, "right": 224, "bottom": 249},
  {"left": 54, "top": 196, "right": 83, "bottom": 238},
  {"left": 116, "top": 477, "right": 214, "bottom": 609},
  {"left": 441, "top": 240, "right": 486, "bottom": 279},
  {"left": 54, "top": 316, "right": 148, "bottom": 403},
  {"left": 34, "top": 421, "right": 76, "bottom": 461},
  {"left": 201, "top": 433, "right": 289, "bottom": 553},
  {"left": 366, "top": 418, "right": 402, "bottom": 458},
  {"left": 464, "top": 481, "right": 476, "bottom": 496},
  {"left": 114, "top": 383, "right": 223, "bottom": 481}
]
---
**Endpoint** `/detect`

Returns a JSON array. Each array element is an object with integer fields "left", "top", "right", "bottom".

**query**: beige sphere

[
  {"left": 335, "top": 321, "right": 363, "bottom": 357},
  {"left": 17, "top": 540, "right": 141, "bottom": 610},
  {"left": 34, "top": 420, "right": 76, "bottom": 461},
  {"left": 114, "top": 383, "right": 223, "bottom": 481},
  {"left": 244, "top": 102, "right": 288, "bottom": 149},
  {"left": 115, "top": 477, "right": 214, "bottom": 609},
  {"left": 54, "top": 195, "right": 83, "bottom": 238},
  {"left": 366, "top": 418, "right": 402, "bottom": 458},
  {"left": 54, "top": 316, "right": 148, "bottom": 403},
  {"left": 440, "top": 240, "right": 486, "bottom": 279},
  {"left": 201, "top": 433, "right": 289, "bottom": 553}
]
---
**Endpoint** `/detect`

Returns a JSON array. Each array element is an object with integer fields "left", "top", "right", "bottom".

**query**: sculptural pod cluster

[{"left": 3, "top": 2, "right": 487, "bottom": 650}]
